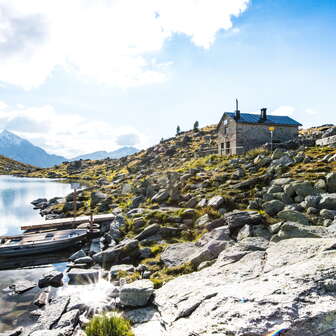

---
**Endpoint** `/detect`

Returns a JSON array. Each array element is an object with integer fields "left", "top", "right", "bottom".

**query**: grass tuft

[{"left": 85, "top": 313, "right": 134, "bottom": 336}]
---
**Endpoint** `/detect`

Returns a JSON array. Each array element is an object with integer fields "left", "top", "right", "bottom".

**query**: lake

[
  {"left": 0, "top": 175, "right": 73, "bottom": 236},
  {"left": 0, "top": 176, "right": 73, "bottom": 332}
]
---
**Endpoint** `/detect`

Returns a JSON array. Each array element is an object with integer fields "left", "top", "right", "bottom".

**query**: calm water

[
  {"left": 0, "top": 176, "right": 73, "bottom": 332},
  {"left": 0, "top": 175, "right": 73, "bottom": 236}
]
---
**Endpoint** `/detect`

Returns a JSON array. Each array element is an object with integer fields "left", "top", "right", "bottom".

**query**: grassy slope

[{"left": 11, "top": 125, "right": 336, "bottom": 285}]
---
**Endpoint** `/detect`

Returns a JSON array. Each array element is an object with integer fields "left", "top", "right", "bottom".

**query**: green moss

[{"left": 85, "top": 314, "right": 134, "bottom": 336}]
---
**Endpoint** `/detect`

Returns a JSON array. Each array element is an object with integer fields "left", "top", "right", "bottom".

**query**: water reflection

[{"left": 0, "top": 176, "right": 72, "bottom": 236}]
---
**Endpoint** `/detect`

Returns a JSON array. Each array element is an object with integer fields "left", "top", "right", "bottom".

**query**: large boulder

[
  {"left": 277, "top": 210, "right": 310, "bottom": 225},
  {"left": 93, "top": 239, "right": 140, "bottom": 265},
  {"left": 224, "top": 210, "right": 263, "bottom": 235},
  {"left": 67, "top": 269, "right": 99, "bottom": 284},
  {"left": 119, "top": 280, "right": 154, "bottom": 307},
  {"left": 272, "top": 222, "right": 332, "bottom": 241},
  {"left": 262, "top": 200, "right": 285, "bottom": 216}
]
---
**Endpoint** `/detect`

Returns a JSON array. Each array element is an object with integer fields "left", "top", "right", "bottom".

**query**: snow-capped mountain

[{"left": 0, "top": 130, "right": 67, "bottom": 168}]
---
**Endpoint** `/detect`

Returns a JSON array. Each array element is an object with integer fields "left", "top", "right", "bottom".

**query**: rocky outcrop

[{"left": 137, "top": 238, "right": 336, "bottom": 335}]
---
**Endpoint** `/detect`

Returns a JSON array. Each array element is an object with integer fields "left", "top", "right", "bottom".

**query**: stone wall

[
  {"left": 217, "top": 115, "right": 237, "bottom": 154},
  {"left": 236, "top": 123, "right": 299, "bottom": 152}
]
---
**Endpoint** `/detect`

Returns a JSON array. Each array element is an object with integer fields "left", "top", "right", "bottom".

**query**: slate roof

[{"left": 224, "top": 112, "right": 302, "bottom": 126}]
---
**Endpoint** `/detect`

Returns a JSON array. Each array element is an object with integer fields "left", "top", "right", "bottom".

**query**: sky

[{"left": 0, "top": 0, "right": 335, "bottom": 158}]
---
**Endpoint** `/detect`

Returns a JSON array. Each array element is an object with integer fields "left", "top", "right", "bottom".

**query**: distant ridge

[
  {"left": 0, "top": 130, "right": 67, "bottom": 168},
  {"left": 71, "top": 146, "right": 139, "bottom": 161}
]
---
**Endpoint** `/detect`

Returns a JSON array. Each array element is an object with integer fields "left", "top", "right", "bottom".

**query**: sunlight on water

[{"left": 57, "top": 271, "right": 117, "bottom": 314}]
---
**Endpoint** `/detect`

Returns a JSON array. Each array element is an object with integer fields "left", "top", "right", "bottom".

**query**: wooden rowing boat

[{"left": 0, "top": 229, "right": 88, "bottom": 257}]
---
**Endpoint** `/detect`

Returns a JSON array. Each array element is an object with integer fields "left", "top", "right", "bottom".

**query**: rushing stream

[{"left": 0, "top": 176, "right": 73, "bottom": 332}]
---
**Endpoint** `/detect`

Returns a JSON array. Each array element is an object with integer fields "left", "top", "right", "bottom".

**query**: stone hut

[{"left": 217, "top": 104, "right": 302, "bottom": 155}]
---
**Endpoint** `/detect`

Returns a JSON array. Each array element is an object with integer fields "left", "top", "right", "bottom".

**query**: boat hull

[{"left": 0, "top": 230, "right": 87, "bottom": 257}]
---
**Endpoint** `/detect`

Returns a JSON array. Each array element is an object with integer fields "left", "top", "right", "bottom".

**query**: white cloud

[
  {"left": 0, "top": 0, "right": 249, "bottom": 89},
  {"left": 271, "top": 106, "right": 295, "bottom": 116},
  {"left": 0, "top": 101, "right": 7, "bottom": 110},
  {"left": 0, "top": 102, "right": 150, "bottom": 157},
  {"left": 305, "top": 108, "right": 318, "bottom": 116}
]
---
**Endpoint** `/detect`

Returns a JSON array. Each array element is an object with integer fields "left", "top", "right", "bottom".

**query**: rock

[
  {"left": 67, "top": 269, "right": 99, "bottom": 284},
  {"left": 320, "top": 209, "right": 336, "bottom": 220},
  {"left": 31, "top": 198, "right": 48, "bottom": 206},
  {"left": 152, "top": 190, "right": 169, "bottom": 203},
  {"left": 110, "top": 264, "right": 135, "bottom": 277},
  {"left": 119, "top": 280, "right": 154, "bottom": 307},
  {"left": 131, "top": 196, "right": 145, "bottom": 209},
  {"left": 184, "top": 197, "right": 198, "bottom": 208},
  {"left": 236, "top": 224, "right": 252, "bottom": 241},
  {"left": 34, "top": 289, "right": 50, "bottom": 307},
  {"left": 272, "top": 222, "right": 333, "bottom": 241},
  {"left": 277, "top": 210, "right": 310, "bottom": 225},
  {"left": 208, "top": 196, "right": 224, "bottom": 209},
  {"left": 29, "top": 296, "right": 70, "bottom": 332},
  {"left": 238, "top": 237, "right": 269, "bottom": 251},
  {"left": 93, "top": 239, "right": 140, "bottom": 265},
  {"left": 135, "top": 224, "right": 161, "bottom": 241},
  {"left": 0, "top": 328, "right": 23, "bottom": 336},
  {"left": 315, "top": 179, "right": 327, "bottom": 192},
  {"left": 205, "top": 217, "right": 226, "bottom": 231},
  {"left": 271, "top": 177, "right": 293, "bottom": 186},
  {"left": 188, "top": 239, "right": 230, "bottom": 267},
  {"left": 262, "top": 200, "right": 285, "bottom": 216},
  {"left": 54, "top": 309, "right": 80, "bottom": 329},
  {"left": 195, "top": 214, "right": 210, "bottom": 227},
  {"left": 10, "top": 280, "right": 36, "bottom": 294},
  {"left": 148, "top": 238, "right": 336, "bottom": 335},
  {"left": 69, "top": 250, "right": 86, "bottom": 261},
  {"left": 74, "top": 256, "right": 94, "bottom": 265},
  {"left": 319, "top": 194, "right": 336, "bottom": 210},
  {"left": 196, "top": 198, "right": 207, "bottom": 208},
  {"left": 224, "top": 210, "right": 263, "bottom": 235},
  {"left": 303, "top": 195, "right": 321, "bottom": 208},
  {"left": 326, "top": 172, "right": 336, "bottom": 193},
  {"left": 270, "top": 154, "right": 294, "bottom": 169},
  {"left": 161, "top": 242, "right": 199, "bottom": 267},
  {"left": 90, "top": 191, "right": 108, "bottom": 206},
  {"left": 121, "top": 306, "right": 161, "bottom": 325},
  {"left": 89, "top": 239, "right": 101, "bottom": 255},
  {"left": 38, "top": 271, "right": 63, "bottom": 288}
]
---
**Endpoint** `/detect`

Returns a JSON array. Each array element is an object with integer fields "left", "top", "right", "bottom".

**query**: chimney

[
  {"left": 260, "top": 107, "right": 267, "bottom": 121},
  {"left": 235, "top": 98, "right": 240, "bottom": 120}
]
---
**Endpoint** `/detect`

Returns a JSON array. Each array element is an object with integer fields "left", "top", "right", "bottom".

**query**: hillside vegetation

[
  {"left": 0, "top": 154, "right": 35, "bottom": 175},
  {"left": 10, "top": 123, "right": 336, "bottom": 335}
]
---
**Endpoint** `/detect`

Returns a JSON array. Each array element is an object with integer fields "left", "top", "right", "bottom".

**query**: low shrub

[{"left": 85, "top": 314, "right": 134, "bottom": 336}]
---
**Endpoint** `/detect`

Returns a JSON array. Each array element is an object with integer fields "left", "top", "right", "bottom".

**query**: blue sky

[{"left": 0, "top": 0, "right": 335, "bottom": 157}]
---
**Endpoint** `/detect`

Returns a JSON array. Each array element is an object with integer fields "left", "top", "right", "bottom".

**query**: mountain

[
  {"left": 0, "top": 130, "right": 67, "bottom": 168},
  {"left": 71, "top": 146, "right": 139, "bottom": 161}
]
